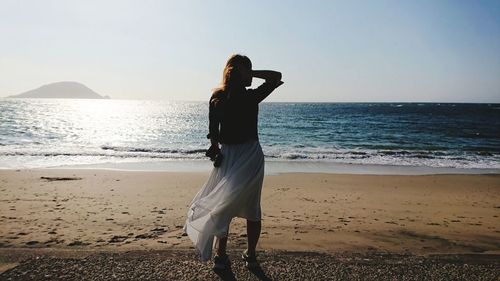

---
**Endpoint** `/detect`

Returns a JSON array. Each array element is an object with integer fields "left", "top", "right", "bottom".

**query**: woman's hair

[{"left": 213, "top": 54, "right": 252, "bottom": 95}]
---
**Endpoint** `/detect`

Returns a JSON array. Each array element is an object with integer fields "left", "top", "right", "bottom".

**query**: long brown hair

[{"left": 213, "top": 54, "right": 252, "bottom": 97}]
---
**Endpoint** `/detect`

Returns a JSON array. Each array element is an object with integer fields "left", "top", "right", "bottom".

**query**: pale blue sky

[{"left": 1, "top": 0, "right": 499, "bottom": 102}]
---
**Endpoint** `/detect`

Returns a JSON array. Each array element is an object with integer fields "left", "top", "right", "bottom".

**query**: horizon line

[{"left": 1, "top": 97, "right": 499, "bottom": 104}]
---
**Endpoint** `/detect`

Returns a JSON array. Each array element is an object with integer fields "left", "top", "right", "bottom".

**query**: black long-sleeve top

[{"left": 208, "top": 81, "right": 280, "bottom": 144}]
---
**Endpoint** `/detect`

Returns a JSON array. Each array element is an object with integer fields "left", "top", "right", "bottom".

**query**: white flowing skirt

[{"left": 183, "top": 140, "right": 265, "bottom": 262}]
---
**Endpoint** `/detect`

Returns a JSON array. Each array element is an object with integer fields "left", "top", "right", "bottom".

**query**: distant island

[{"left": 6, "top": 81, "right": 110, "bottom": 99}]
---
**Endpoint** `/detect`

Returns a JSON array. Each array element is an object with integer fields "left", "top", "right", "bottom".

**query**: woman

[{"left": 183, "top": 54, "right": 283, "bottom": 270}]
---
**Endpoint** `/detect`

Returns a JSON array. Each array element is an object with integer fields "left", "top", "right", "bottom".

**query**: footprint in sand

[
  {"left": 109, "top": 235, "right": 128, "bottom": 243},
  {"left": 43, "top": 238, "right": 64, "bottom": 244},
  {"left": 135, "top": 233, "right": 156, "bottom": 239},
  {"left": 68, "top": 240, "right": 91, "bottom": 246}
]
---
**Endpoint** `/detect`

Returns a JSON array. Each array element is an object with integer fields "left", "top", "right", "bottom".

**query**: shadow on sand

[{"left": 213, "top": 264, "right": 272, "bottom": 281}]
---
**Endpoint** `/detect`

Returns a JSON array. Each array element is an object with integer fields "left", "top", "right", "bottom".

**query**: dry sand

[{"left": 1, "top": 169, "right": 499, "bottom": 263}]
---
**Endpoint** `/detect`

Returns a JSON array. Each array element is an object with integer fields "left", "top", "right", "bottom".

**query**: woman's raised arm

[
  {"left": 249, "top": 70, "right": 284, "bottom": 103},
  {"left": 252, "top": 70, "right": 282, "bottom": 83}
]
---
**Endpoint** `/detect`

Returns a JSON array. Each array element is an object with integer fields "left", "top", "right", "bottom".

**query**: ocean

[{"left": 0, "top": 98, "right": 499, "bottom": 173}]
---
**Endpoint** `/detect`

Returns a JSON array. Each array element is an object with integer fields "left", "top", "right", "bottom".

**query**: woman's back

[
  {"left": 213, "top": 88, "right": 259, "bottom": 145},
  {"left": 210, "top": 79, "right": 282, "bottom": 145}
]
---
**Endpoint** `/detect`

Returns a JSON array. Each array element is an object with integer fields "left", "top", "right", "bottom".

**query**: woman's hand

[
  {"left": 206, "top": 143, "right": 220, "bottom": 161},
  {"left": 210, "top": 138, "right": 219, "bottom": 147}
]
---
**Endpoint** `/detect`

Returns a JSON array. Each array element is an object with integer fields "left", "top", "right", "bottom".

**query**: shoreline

[{"left": 1, "top": 160, "right": 499, "bottom": 175}]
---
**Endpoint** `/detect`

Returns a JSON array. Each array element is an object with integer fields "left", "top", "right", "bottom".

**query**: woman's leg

[
  {"left": 215, "top": 236, "right": 228, "bottom": 256},
  {"left": 246, "top": 219, "right": 261, "bottom": 256},
  {"left": 215, "top": 222, "right": 231, "bottom": 256}
]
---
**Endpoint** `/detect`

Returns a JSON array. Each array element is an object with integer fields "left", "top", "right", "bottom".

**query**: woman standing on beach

[{"left": 183, "top": 54, "right": 283, "bottom": 270}]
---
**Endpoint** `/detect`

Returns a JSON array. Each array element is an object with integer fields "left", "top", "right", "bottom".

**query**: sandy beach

[
  {"left": 1, "top": 169, "right": 499, "bottom": 258},
  {"left": 1, "top": 168, "right": 500, "bottom": 279}
]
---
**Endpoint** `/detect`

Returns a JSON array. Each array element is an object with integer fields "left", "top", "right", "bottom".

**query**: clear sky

[{"left": 1, "top": 0, "right": 499, "bottom": 102}]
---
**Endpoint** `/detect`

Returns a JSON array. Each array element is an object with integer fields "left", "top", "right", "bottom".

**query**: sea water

[{"left": 0, "top": 98, "right": 499, "bottom": 173}]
